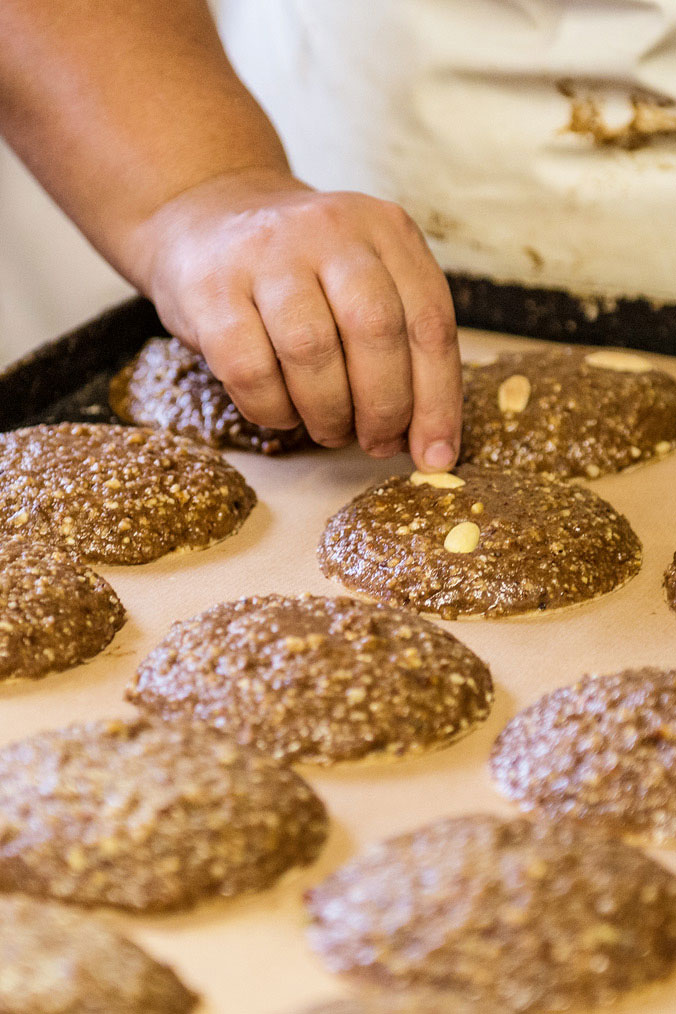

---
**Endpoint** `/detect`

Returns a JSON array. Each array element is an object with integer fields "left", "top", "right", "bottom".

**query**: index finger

[{"left": 377, "top": 216, "right": 462, "bottom": 471}]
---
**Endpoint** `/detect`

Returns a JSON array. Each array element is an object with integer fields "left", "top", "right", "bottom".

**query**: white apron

[
  {"left": 220, "top": 0, "right": 676, "bottom": 304},
  {"left": 3, "top": 0, "right": 676, "bottom": 362}
]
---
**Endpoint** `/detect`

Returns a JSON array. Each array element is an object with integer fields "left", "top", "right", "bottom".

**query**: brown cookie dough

[
  {"left": 110, "top": 337, "right": 312, "bottom": 454},
  {"left": 306, "top": 814, "right": 676, "bottom": 1014},
  {"left": 491, "top": 667, "right": 676, "bottom": 846},
  {"left": 0, "top": 894, "right": 198, "bottom": 1013},
  {"left": 318, "top": 465, "right": 641, "bottom": 619},
  {"left": 128, "top": 594, "right": 494, "bottom": 765},
  {"left": 0, "top": 717, "right": 327, "bottom": 912},
  {"left": 460, "top": 346, "right": 676, "bottom": 478},
  {"left": 0, "top": 422, "right": 256, "bottom": 564},
  {"left": 0, "top": 537, "right": 125, "bottom": 681},
  {"left": 665, "top": 554, "right": 676, "bottom": 613}
]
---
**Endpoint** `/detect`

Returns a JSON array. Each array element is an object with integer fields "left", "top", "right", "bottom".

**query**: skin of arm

[{"left": 0, "top": 0, "right": 461, "bottom": 469}]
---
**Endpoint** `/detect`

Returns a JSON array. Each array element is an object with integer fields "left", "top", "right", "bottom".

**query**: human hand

[{"left": 132, "top": 168, "right": 461, "bottom": 470}]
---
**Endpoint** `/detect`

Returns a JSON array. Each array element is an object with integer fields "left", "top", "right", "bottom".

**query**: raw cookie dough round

[
  {"left": 461, "top": 346, "right": 676, "bottom": 478},
  {"left": 0, "top": 422, "right": 256, "bottom": 564},
  {"left": 0, "top": 537, "right": 125, "bottom": 680},
  {"left": 110, "top": 337, "right": 312, "bottom": 454},
  {"left": 665, "top": 554, "right": 676, "bottom": 613},
  {"left": 306, "top": 814, "right": 676, "bottom": 1014},
  {"left": 0, "top": 894, "right": 198, "bottom": 1014},
  {"left": 128, "top": 594, "right": 494, "bottom": 765},
  {"left": 318, "top": 465, "right": 641, "bottom": 619},
  {"left": 0, "top": 717, "right": 327, "bottom": 912},
  {"left": 491, "top": 667, "right": 676, "bottom": 845}
]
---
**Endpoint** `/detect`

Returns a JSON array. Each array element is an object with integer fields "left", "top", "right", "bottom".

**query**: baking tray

[
  {"left": 0, "top": 296, "right": 165, "bottom": 430},
  {"left": 2, "top": 300, "right": 676, "bottom": 1014}
]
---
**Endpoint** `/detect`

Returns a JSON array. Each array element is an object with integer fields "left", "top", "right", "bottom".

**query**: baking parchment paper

[{"left": 2, "top": 328, "right": 676, "bottom": 1014}]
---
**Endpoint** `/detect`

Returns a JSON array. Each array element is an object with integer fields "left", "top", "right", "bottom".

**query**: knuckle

[
  {"left": 410, "top": 304, "right": 456, "bottom": 352},
  {"left": 366, "top": 396, "right": 412, "bottom": 429},
  {"left": 347, "top": 299, "right": 404, "bottom": 343},
  {"left": 280, "top": 327, "right": 338, "bottom": 371},
  {"left": 381, "top": 199, "right": 416, "bottom": 229},
  {"left": 223, "top": 354, "right": 278, "bottom": 394}
]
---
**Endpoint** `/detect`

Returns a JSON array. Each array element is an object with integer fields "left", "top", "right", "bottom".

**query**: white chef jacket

[{"left": 3, "top": 0, "right": 676, "bottom": 364}]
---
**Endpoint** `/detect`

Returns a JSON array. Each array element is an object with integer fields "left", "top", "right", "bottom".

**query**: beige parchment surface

[{"left": 1, "top": 328, "right": 676, "bottom": 1014}]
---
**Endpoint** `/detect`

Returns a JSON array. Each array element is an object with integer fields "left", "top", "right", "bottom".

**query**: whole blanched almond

[
  {"left": 444, "top": 521, "right": 481, "bottom": 554},
  {"left": 410, "top": 471, "right": 466, "bottom": 489},
  {"left": 585, "top": 350, "right": 651, "bottom": 373},
  {"left": 497, "top": 374, "right": 531, "bottom": 414}
]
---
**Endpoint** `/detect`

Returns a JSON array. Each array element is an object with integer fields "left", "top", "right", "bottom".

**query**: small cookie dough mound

[
  {"left": 0, "top": 422, "right": 256, "bottom": 564},
  {"left": 0, "top": 538, "right": 125, "bottom": 681},
  {"left": 461, "top": 346, "right": 676, "bottom": 478},
  {"left": 491, "top": 667, "right": 676, "bottom": 845},
  {"left": 318, "top": 466, "right": 641, "bottom": 618},
  {"left": 0, "top": 894, "right": 198, "bottom": 1013},
  {"left": 110, "top": 337, "right": 312, "bottom": 454},
  {"left": 665, "top": 553, "right": 676, "bottom": 613},
  {"left": 306, "top": 815, "right": 676, "bottom": 1014},
  {"left": 128, "top": 594, "right": 494, "bottom": 765},
  {"left": 0, "top": 717, "right": 327, "bottom": 911}
]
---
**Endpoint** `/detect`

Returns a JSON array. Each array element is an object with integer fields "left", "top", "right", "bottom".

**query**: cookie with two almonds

[
  {"left": 318, "top": 465, "right": 642, "bottom": 619},
  {"left": 461, "top": 346, "right": 676, "bottom": 478}
]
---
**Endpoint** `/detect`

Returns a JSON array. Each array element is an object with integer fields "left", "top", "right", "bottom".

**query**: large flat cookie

[
  {"left": 0, "top": 717, "right": 327, "bottom": 911},
  {"left": 0, "top": 894, "right": 198, "bottom": 1013},
  {"left": 110, "top": 337, "right": 312, "bottom": 454},
  {"left": 491, "top": 667, "right": 676, "bottom": 845},
  {"left": 0, "top": 537, "right": 125, "bottom": 680},
  {"left": 128, "top": 594, "right": 494, "bottom": 765},
  {"left": 0, "top": 423, "right": 255, "bottom": 564},
  {"left": 318, "top": 465, "right": 641, "bottom": 619},
  {"left": 461, "top": 346, "right": 676, "bottom": 478},
  {"left": 665, "top": 554, "right": 676, "bottom": 613},
  {"left": 306, "top": 814, "right": 676, "bottom": 1014}
]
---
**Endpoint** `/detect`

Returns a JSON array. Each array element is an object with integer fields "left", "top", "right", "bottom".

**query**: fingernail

[{"left": 423, "top": 440, "right": 455, "bottom": 471}]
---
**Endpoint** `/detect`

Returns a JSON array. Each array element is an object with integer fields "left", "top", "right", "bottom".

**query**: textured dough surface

[
  {"left": 665, "top": 554, "right": 676, "bottom": 613},
  {"left": 461, "top": 347, "right": 676, "bottom": 478},
  {"left": 0, "top": 537, "right": 125, "bottom": 680},
  {"left": 129, "top": 594, "right": 494, "bottom": 765},
  {"left": 318, "top": 465, "right": 642, "bottom": 618},
  {"left": 491, "top": 667, "right": 676, "bottom": 845},
  {"left": 306, "top": 814, "right": 676, "bottom": 1014},
  {"left": 0, "top": 717, "right": 328, "bottom": 911},
  {"left": 0, "top": 893, "right": 198, "bottom": 1013},
  {"left": 110, "top": 337, "right": 312, "bottom": 454},
  {"left": 0, "top": 423, "right": 256, "bottom": 564}
]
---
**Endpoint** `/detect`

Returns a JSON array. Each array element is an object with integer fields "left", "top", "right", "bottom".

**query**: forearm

[{"left": 0, "top": 0, "right": 289, "bottom": 280}]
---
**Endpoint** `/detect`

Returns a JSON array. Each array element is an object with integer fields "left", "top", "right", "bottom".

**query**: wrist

[{"left": 118, "top": 166, "right": 310, "bottom": 304}]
